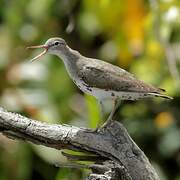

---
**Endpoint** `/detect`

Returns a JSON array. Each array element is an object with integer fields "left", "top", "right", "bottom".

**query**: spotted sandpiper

[{"left": 27, "top": 37, "right": 172, "bottom": 128}]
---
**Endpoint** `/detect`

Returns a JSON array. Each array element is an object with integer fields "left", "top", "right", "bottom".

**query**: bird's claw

[{"left": 84, "top": 126, "right": 101, "bottom": 133}]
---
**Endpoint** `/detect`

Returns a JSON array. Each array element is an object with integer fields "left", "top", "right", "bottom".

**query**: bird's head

[{"left": 27, "top": 38, "right": 67, "bottom": 62}]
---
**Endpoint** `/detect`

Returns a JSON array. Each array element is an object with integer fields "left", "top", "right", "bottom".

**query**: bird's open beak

[{"left": 27, "top": 45, "right": 49, "bottom": 62}]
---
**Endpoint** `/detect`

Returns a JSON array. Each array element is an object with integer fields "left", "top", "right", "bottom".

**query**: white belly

[{"left": 74, "top": 79, "right": 152, "bottom": 101}]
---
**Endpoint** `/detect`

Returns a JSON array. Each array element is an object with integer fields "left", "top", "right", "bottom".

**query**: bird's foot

[
  {"left": 100, "top": 119, "right": 114, "bottom": 130},
  {"left": 85, "top": 120, "right": 114, "bottom": 133},
  {"left": 83, "top": 126, "right": 101, "bottom": 133}
]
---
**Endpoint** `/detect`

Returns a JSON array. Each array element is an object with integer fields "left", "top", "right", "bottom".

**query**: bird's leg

[
  {"left": 100, "top": 98, "right": 121, "bottom": 129},
  {"left": 99, "top": 100, "right": 105, "bottom": 122},
  {"left": 109, "top": 98, "right": 121, "bottom": 121},
  {"left": 85, "top": 99, "right": 121, "bottom": 133}
]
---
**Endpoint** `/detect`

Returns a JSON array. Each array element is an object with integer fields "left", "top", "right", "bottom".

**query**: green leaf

[{"left": 85, "top": 94, "right": 101, "bottom": 128}]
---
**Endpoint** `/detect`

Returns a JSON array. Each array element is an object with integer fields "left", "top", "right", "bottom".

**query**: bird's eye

[{"left": 54, "top": 41, "right": 60, "bottom": 46}]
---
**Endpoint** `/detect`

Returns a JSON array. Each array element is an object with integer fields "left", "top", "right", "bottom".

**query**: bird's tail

[{"left": 148, "top": 92, "right": 173, "bottom": 100}]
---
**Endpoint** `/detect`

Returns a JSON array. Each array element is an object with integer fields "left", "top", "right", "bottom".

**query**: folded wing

[{"left": 80, "top": 60, "right": 162, "bottom": 94}]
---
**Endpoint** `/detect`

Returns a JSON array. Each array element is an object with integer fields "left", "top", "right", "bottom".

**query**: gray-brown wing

[{"left": 80, "top": 64, "right": 161, "bottom": 93}]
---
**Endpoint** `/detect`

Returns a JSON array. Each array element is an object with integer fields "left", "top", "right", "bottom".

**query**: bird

[{"left": 27, "top": 37, "right": 172, "bottom": 129}]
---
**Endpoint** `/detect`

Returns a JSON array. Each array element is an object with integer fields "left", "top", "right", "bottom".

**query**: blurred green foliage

[{"left": 0, "top": 0, "right": 180, "bottom": 179}]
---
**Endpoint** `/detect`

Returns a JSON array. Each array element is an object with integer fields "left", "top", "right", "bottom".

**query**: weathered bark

[{"left": 0, "top": 107, "right": 159, "bottom": 180}]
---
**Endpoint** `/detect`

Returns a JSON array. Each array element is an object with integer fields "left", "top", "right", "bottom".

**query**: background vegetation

[{"left": 0, "top": 0, "right": 179, "bottom": 179}]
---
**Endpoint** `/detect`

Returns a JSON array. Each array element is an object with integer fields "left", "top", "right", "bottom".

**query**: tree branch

[{"left": 0, "top": 107, "right": 159, "bottom": 180}]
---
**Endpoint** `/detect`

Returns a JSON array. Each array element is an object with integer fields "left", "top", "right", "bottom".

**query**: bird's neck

[
  {"left": 55, "top": 46, "right": 83, "bottom": 79},
  {"left": 56, "top": 46, "right": 81, "bottom": 63}
]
